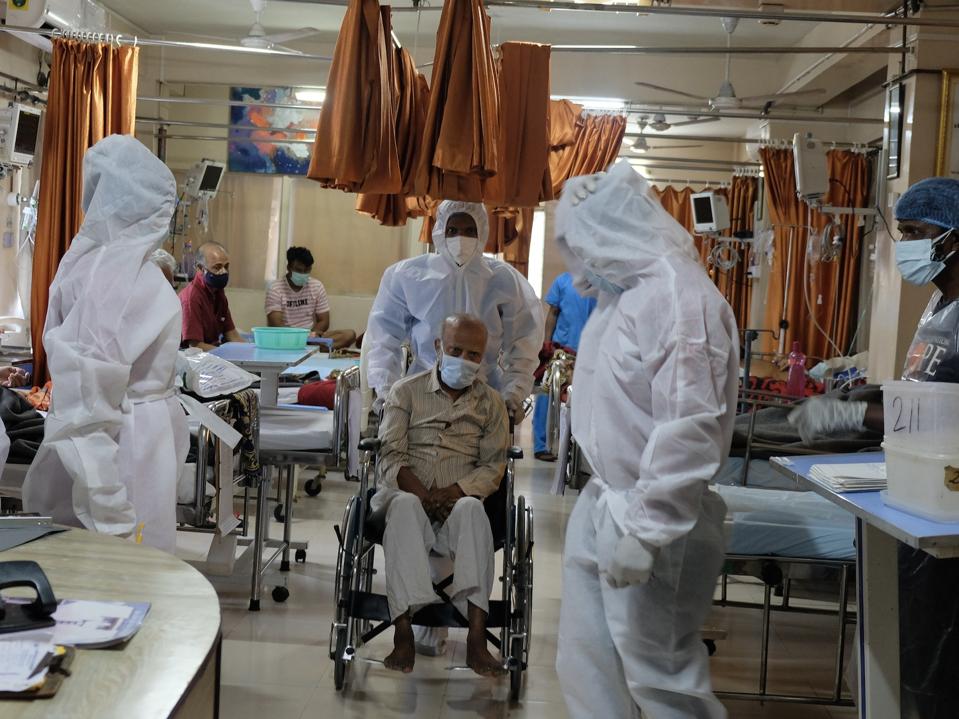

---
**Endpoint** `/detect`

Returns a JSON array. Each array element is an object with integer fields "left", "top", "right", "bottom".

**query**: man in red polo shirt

[{"left": 179, "top": 242, "right": 244, "bottom": 350}]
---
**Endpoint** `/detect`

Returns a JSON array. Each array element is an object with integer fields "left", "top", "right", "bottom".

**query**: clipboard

[{"left": 0, "top": 645, "right": 76, "bottom": 700}]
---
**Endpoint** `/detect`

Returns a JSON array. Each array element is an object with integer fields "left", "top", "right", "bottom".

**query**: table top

[
  {"left": 0, "top": 529, "right": 220, "bottom": 719},
  {"left": 771, "top": 452, "right": 959, "bottom": 556},
  {"left": 211, "top": 342, "right": 316, "bottom": 370}
]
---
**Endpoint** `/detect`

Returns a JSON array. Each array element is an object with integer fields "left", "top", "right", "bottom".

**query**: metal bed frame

[{"left": 179, "top": 365, "right": 360, "bottom": 610}]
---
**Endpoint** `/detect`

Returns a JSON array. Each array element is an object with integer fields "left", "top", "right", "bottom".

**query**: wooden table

[{"left": 1, "top": 528, "right": 221, "bottom": 718}]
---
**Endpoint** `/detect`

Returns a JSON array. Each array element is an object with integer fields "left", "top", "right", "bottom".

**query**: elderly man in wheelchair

[
  {"left": 332, "top": 311, "right": 534, "bottom": 693},
  {"left": 374, "top": 313, "right": 508, "bottom": 676}
]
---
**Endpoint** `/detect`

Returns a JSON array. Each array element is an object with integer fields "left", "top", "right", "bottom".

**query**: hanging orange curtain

[
  {"left": 549, "top": 112, "right": 626, "bottom": 197},
  {"left": 759, "top": 147, "right": 870, "bottom": 360},
  {"left": 414, "top": 0, "right": 499, "bottom": 202},
  {"left": 356, "top": 45, "right": 430, "bottom": 225},
  {"left": 487, "top": 208, "right": 534, "bottom": 276},
  {"left": 484, "top": 42, "right": 552, "bottom": 208},
  {"left": 307, "top": 0, "right": 400, "bottom": 194},
  {"left": 31, "top": 39, "right": 139, "bottom": 383}
]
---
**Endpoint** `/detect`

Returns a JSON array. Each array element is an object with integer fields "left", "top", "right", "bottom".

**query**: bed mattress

[
  {"left": 716, "top": 484, "right": 856, "bottom": 561},
  {"left": 187, "top": 403, "right": 335, "bottom": 452}
]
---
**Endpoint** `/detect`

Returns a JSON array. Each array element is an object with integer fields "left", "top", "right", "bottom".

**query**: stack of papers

[
  {"left": 7, "top": 599, "right": 150, "bottom": 648},
  {"left": 809, "top": 462, "right": 887, "bottom": 492},
  {"left": 0, "top": 640, "right": 54, "bottom": 693}
]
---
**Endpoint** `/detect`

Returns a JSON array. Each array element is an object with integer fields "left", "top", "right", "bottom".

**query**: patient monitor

[
  {"left": 183, "top": 159, "right": 226, "bottom": 201},
  {"left": 691, "top": 191, "right": 730, "bottom": 234}
]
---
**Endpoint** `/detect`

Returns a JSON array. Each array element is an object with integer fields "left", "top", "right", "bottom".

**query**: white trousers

[
  {"left": 557, "top": 482, "right": 728, "bottom": 719},
  {"left": 379, "top": 492, "right": 495, "bottom": 621}
]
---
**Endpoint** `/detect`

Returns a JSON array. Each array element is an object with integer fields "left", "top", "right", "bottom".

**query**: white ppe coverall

[
  {"left": 22, "top": 135, "right": 188, "bottom": 553},
  {"left": 364, "top": 201, "right": 544, "bottom": 411},
  {"left": 554, "top": 161, "right": 738, "bottom": 719}
]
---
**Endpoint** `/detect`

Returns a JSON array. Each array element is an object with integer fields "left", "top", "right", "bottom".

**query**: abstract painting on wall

[{"left": 228, "top": 86, "right": 320, "bottom": 175}]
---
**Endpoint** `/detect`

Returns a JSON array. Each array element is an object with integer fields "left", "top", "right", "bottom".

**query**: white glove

[
  {"left": 605, "top": 534, "right": 657, "bottom": 589},
  {"left": 569, "top": 175, "right": 601, "bottom": 206},
  {"left": 787, "top": 397, "right": 867, "bottom": 444}
]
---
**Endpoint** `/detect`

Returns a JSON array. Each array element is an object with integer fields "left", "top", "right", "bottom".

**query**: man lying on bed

[{"left": 372, "top": 313, "right": 508, "bottom": 678}]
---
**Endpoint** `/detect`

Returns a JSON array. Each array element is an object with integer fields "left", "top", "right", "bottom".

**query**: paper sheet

[
  {"left": 0, "top": 641, "right": 53, "bottom": 692},
  {"left": 809, "top": 462, "right": 887, "bottom": 492}
]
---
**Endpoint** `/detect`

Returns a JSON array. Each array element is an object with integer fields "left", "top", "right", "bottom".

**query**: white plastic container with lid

[
  {"left": 882, "top": 441, "right": 959, "bottom": 522},
  {"left": 881, "top": 380, "right": 959, "bottom": 452}
]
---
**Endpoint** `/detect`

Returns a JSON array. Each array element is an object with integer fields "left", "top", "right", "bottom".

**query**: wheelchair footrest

[{"left": 349, "top": 591, "right": 510, "bottom": 628}]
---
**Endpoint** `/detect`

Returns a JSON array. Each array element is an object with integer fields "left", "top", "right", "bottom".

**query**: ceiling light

[
  {"left": 295, "top": 88, "right": 327, "bottom": 103},
  {"left": 552, "top": 95, "right": 627, "bottom": 112},
  {"left": 631, "top": 137, "right": 649, "bottom": 153}
]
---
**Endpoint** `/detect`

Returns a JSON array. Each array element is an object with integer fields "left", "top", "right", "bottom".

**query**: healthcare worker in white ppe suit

[
  {"left": 365, "top": 200, "right": 544, "bottom": 416},
  {"left": 23, "top": 135, "right": 188, "bottom": 554},
  {"left": 554, "top": 161, "right": 738, "bottom": 719}
]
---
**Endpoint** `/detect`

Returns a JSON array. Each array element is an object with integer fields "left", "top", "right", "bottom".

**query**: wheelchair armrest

[
  {"left": 507, "top": 446, "right": 523, "bottom": 460},
  {"left": 359, "top": 437, "right": 382, "bottom": 453}
]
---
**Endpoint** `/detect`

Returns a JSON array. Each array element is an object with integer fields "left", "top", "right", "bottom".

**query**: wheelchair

[{"left": 330, "top": 436, "right": 534, "bottom": 700}]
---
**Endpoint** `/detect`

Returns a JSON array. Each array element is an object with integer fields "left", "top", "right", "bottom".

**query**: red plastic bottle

[{"left": 786, "top": 341, "right": 807, "bottom": 397}]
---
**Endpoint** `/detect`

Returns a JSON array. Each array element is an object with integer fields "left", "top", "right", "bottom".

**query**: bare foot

[
  {"left": 384, "top": 617, "right": 415, "bottom": 674},
  {"left": 466, "top": 635, "right": 506, "bottom": 677}
]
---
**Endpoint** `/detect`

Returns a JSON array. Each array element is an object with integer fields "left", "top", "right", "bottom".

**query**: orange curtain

[
  {"left": 307, "top": 0, "right": 400, "bottom": 194},
  {"left": 484, "top": 42, "right": 552, "bottom": 208},
  {"left": 356, "top": 46, "right": 430, "bottom": 225},
  {"left": 759, "top": 147, "right": 870, "bottom": 360},
  {"left": 487, "top": 208, "right": 534, "bottom": 277},
  {"left": 549, "top": 111, "right": 626, "bottom": 197},
  {"left": 652, "top": 180, "right": 757, "bottom": 328},
  {"left": 414, "top": 0, "right": 499, "bottom": 202},
  {"left": 31, "top": 39, "right": 139, "bottom": 382}
]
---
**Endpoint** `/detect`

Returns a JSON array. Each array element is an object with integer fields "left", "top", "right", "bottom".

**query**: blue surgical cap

[{"left": 894, "top": 177, "right": 959, "bottom": 229}]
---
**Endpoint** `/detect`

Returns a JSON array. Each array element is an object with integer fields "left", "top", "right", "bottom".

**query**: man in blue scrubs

[{"left": 534, "top": 272, "right": 596, "bottom": 461}]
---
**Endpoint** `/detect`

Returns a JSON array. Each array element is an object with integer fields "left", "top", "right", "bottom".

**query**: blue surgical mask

[
  {"left": 439, "top": 354, "right": 481, "bottom": 389},
  {"left": 290, "top": 271, "right": 310, "bottom": 287},
  {"left": 203, "top": 270, "right": 229, "bottom": 290},
  {"left": 895, "top": 229, "right": 955, "bottom": 285},
  {"left": 584, "top": 269, "right": 625, "bottom": 296}
]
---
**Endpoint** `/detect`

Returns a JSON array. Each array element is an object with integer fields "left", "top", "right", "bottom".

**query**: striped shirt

[
  {"left": 265, "top": 278, "right": 330, "bottom": 330},
  {"left": 377, "top": 367, "right": 509, "bottom": 499}
]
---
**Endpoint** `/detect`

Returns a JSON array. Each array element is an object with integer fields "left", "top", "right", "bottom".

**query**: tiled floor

[{"left": 176, "top": 424, "right": 858, "bottom": 718}]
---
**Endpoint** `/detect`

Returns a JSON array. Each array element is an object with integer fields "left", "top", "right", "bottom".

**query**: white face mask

[
  {"left": 895, "top": 229, "right": 955, "bottom": 285},
  {"left": 437, "top": 235, "right": 483, "bottom": 267},
  {"left": 438, "top": 352, "right": 481, "bottom": 389}
]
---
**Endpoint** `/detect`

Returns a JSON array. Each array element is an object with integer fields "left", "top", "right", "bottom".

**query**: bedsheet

[{"left": 716, "top": 484, "right": 856, "bottom": 561}]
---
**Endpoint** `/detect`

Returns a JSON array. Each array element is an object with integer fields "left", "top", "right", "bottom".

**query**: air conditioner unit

[{"left": 1, "top": 0, "right": 107, "bottom": 52}]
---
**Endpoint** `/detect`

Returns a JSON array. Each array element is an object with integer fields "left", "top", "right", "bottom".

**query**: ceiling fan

[
  {"left": 178, "top": 0, "right": 323, "bottom": 52},
  {"left": 626, "top": 116, "right": 705, "bottom": 152},
  {"left": 634, "top": 17, "right": 825, "bottom": 112},
  {"left": 643, "top": 113, "right": 720, "bottom": 132}
]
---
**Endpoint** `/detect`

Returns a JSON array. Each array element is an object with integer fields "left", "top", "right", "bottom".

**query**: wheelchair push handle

[{"left": 358, "top": 437, "right": 382, "bottom": 453}]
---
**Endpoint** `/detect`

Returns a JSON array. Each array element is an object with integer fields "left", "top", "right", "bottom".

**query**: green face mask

[{"left": 290, "top": 271, "right": 310, "bottom": 287}]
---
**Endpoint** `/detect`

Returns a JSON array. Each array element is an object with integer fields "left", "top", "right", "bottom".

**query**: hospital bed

[{"left": 181, "top": 364, "right": 360, "bottom": 610}]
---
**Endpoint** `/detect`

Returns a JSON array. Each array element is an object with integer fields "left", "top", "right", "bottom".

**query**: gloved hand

[
  {"left": 605, "top": 534, "right": 658, "bottom": 588},
  {"left": 568, "top": 174, "right": 601, "bottom": 206},
  {"left": 787, "top": 396, "right": 867, "bottom": 444}
]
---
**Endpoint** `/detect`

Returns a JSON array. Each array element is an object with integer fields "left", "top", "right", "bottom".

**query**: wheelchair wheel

[
  {"left": 511, "top": 495, "right": 534, "bottom": 689},
  {"left": 509, "top": 635, "right": 524, "bottom": 702},
  {"left": 274, "top": 504, "right": 286, "bottom": 523},
  {"left": 333, "top": 625, "right": 349, "bottom": 690}
]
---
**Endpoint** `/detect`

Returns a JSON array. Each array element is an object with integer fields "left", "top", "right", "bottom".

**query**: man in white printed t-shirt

[{"left": 266, "top": 246, "right": 357, "bottom": 349}]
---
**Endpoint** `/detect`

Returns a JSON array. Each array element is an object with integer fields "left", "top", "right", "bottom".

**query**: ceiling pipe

[
  {"left": 483, "top": 0, "right": 957, "bottom": 28},
  {"left": 624, "top": 155, "right": 761, "bottom": 167},
  {"left": 552, "top": 44, "right": 908, "bottom": 55}
]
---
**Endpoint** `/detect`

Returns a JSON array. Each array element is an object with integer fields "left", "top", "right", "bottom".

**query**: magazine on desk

[{"left": 3, "top": 599, "right": 150, "bottom": 649}]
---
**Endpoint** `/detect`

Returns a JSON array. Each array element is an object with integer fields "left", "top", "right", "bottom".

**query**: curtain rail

[
  {"left": 552, "top": 45, "right": 909, "bottom": 55},
  {"left": 0, "top": 25, "right": 333, "bottom": 60},
  {"left": 483, "top": 0, "right": 944, "bottom": 28}
]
